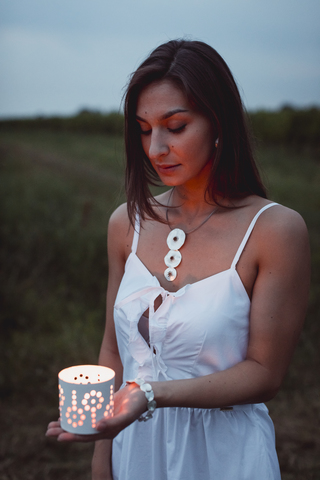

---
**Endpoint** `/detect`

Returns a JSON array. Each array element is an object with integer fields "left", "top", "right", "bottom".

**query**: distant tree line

[
  {"left": 249, "top": 106, "right": 320, "bottom": 149},
  {"left": 0, "top": 106, "right": 319, "bottom": 148},
  {"left": 0, "top": 109, "right": 124, "bottom": 136}
]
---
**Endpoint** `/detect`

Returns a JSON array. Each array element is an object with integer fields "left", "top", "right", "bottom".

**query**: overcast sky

[{"left": 1, "top": 0, "right": 319, "bottom": 118}]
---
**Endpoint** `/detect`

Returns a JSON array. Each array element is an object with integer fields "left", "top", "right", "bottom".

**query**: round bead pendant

[
  {"left": 164, "top": 267, "right": 177, "bottom": 282},
  {"left": 166, "top": 228, "right": 186, "bottom": 250},
  {"left": 164, "top": 250, "right": 182, "bottom": 268}
]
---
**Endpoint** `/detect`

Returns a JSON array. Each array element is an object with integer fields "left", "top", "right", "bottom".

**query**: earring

[{"left": 215, "top": 138, "right": 219, "bottom": 148}]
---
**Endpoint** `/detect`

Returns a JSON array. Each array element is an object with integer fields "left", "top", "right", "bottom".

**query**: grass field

[{"left": 0, "top": 130, "right": 319, "bottom": 479}]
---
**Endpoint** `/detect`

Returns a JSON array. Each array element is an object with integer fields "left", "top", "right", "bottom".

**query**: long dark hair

[{"left": 124, "top": 39, "right": 267, "bottom": 225}]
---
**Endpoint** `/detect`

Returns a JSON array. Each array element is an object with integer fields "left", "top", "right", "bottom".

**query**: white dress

[{"left": 112, "top": 203, "right": 281, "bottom": 480}]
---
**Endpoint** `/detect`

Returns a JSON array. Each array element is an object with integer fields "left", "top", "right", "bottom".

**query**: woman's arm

[
  {"left": 48, "top": 205, "right": 310, "bottom": 440},
  {"left": 149, "top": 207, "right": 310, "bottom": 409},
  {"left": 91, "top": 209, "right": 126, "bottom": 479},
  {"left": 92, "top": 440, "right": 113, "bottom": 480},
  {"left": 152, "top": 206, "right": 310, "bottom": 408},
  {"left": 92, "top": 205, "right": 310, "bottom": 435},
  {"left": 91, "top": 317, "right": 123, "bottom": 479},
  {"left": 46, "top": 204, "right": 130, "bottom": 464}
]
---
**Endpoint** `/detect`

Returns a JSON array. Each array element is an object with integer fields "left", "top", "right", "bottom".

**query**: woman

[{"left": 46, "top": 40, "right": 310, "bottom": 480}]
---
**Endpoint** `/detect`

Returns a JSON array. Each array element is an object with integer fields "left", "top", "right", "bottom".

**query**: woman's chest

[
  {"left": 135, "top": 219, "right": 258, "bottom": 299},
  {"left": 114, "top": 258, "right": 251, "bottom": 376}
]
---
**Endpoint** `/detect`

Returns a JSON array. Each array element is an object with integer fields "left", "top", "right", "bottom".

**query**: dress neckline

[
  {"left": 129, "top": 202, "right": 279, "bottom": 299},
  {"left": 128, "top": 250, "right": 250, "bottom": 301}
]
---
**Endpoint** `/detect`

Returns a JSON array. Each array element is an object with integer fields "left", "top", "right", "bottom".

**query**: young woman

[{"left": 46, "top": 40, "right": 310, "bottom": 480}]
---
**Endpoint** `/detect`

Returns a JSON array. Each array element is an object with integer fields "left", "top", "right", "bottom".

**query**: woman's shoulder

[
  {"left": 239, "top": 196, "right": 306, "bottom": 231},
  {"left": 109, "top": 202, "right": 130, "bottom": 230},
  {"left": 253, "top": 199, "right": 308, "bottom": 238},
  {"left": 246, "top": 197, "right": 309, "bottom": 260},
  {"left": 108, "top": 203, "right": 133, "bottom": 259}
]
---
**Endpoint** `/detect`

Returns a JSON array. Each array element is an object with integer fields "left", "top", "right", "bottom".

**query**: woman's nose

[{"left": 148, "top": 132, "right": 169, "bottom": 160}]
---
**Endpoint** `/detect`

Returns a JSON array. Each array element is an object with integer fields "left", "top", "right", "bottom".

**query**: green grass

[
  {"left": 0, "top": 133, "right": 126, "bottom": 398},
  {"left": 0, "top": 131, "right": 319, "bottom": 479},
  {"left": 0, "top": 129, "right": 125, "bottom": 172}
]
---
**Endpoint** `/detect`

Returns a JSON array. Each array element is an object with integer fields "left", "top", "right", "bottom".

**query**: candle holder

[{"left": 58, "top": 365, "right": 115, "bottom": 434}]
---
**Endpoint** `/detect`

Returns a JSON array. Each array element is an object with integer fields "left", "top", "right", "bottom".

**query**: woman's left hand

[{"left": 45, "top": 383, "right": 147, "bottom": 442}]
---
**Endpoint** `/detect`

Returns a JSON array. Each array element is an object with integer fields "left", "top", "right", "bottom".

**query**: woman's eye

[
  {"left": 168, "top": 124, "right": 186, "bottom": 133},
  {"left": 139, "top": 124, "right": 186, "bottom": 135}
]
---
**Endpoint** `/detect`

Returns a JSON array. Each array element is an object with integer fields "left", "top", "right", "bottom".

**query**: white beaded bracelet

[{"left": 126, "top": 377, "right": 157, "bottom": 422}]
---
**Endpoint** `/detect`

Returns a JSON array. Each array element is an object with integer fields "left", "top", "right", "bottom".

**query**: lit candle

[{"left": 58, "top": 365, "right": 115, "bottom": 434}]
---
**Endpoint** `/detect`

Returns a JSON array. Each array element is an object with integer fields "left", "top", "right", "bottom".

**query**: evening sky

[{"left": 0, "top": 0, "right": 319, "bottom": 117}]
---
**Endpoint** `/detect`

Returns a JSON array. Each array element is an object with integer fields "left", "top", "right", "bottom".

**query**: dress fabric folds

[{"left": 112, "top": 203, "right": 281, "bottom": 480}]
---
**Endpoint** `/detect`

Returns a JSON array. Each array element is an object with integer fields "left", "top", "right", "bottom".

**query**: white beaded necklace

[{"left": 164, "top": 189, "right": 217, "bottom": 281}]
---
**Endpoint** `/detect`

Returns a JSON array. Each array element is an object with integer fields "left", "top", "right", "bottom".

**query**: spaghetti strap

[
  {"left": 231, "top": 203, "right": 279, "bottom": 269},
  {"left": 131, "top": 213, "right": 140, "bottom": 253}
]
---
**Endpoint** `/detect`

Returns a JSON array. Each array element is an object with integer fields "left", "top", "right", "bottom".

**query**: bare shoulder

[
  {"left": 108, "top": 202, "right": 130, "bottom": 233},
  {"left": 256, "top": 203, "right": 309, "bottom": 244},
  {"left": 253, "top": 202, "right": 310, "bottom": 268},
  {"left": 108, "top": 203, "right": 133, "bottom": 262}
]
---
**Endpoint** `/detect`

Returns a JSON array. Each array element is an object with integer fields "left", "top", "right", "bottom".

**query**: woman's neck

[{"left": 167, "top": 186, "right": 219, "bottom": 225}]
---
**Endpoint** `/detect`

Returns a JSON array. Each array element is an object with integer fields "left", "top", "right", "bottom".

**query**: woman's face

[{"left": 136, "top": 80, "right": 215, "bottom": 189}]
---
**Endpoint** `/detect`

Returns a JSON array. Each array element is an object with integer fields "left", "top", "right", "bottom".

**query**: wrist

[
  {"left": 149, "top": 380, "right": 170, "bottom": 408},
  {"left": 126, "top": 378, "right": 157, "bottom": 421}
]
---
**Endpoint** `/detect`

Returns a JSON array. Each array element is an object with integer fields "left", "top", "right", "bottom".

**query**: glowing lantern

[{"left": 58, "top": 365, "right": 115, "bottom": 434}]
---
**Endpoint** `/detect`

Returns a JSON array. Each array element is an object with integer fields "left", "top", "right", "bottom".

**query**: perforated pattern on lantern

[{"left": 58, "top": 365, "right": 115, "bottom": 434}]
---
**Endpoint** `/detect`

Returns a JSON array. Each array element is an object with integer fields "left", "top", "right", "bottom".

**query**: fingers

[
  {"left": 45, "top": 419, "right": 62, "bottom": 437},
  {"left": 46, "top": 427, "right": 64, "bottom": 437},
  {"left": 45, "top": 418, "right": 117, "bottom": 442},
  {"left": 47, "top": 420, "right": 61, "bottom": 429},
  {"left": 95, "top": 416, "right": 127, "bottom": 432},
  {"left": 56, "top": 431, "right": 105, "bottom": 442},
  {"left": 46, "top": 426, "right": 104, "bottom": 442}
]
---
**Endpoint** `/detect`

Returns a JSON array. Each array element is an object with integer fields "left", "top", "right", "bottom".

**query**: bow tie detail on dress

[{"left": 114, "top": 282, "right": 188, "bottom": 381}]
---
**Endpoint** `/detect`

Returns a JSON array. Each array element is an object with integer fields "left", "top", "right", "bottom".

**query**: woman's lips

[{"left": 156, "top": 164, "right": 180, "bottom": 174}]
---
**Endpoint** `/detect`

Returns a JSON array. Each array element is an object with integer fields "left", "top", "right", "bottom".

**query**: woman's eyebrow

[{"left": 136, "top": 108, "right": 189, "bottom": 122}]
